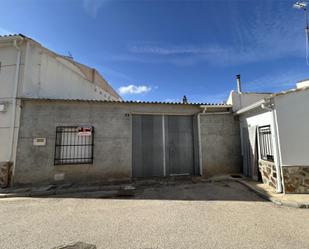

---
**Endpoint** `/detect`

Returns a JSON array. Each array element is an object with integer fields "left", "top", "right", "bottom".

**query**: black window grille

[
  {"left": 258, "top": 125, "right": 274, "bottom": 162},
  {"left": 54, "top": 126, "right": 94, "bottom": 165}
]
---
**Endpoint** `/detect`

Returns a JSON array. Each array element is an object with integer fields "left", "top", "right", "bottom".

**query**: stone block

[
  {"left": 269, "top": 181, "right": 276, "bottom": 188},
  {"left": 270, "top": 177, "right": 276, "bottom": 185},
  {"left": 302, "top": 167, "right": 309, "bottom": 174},
  {"left": 299, "top": 171, "right": 306, "bottom": 176},
  {"left": 304, "top": 179, "right": 309, "bottom": 186},
  {"left": 266, "top": 167, "right": 271, "bottom": 175},
  {"left": 285, "top": 184, "right": 296, "bottom": 193},
  {"left": 0, "top": 162, "right": 12, "bottom": 188},
  {"left": 287, "top": 167, "right": 299, "bottom": 174}
]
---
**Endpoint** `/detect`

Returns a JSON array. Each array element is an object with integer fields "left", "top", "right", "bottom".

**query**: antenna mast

[{"left": 294, "top": 1, "right": 309, "bottom": 66}]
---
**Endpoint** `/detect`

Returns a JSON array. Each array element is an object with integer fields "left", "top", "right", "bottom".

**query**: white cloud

[
  {"left": 118, "top": 85, "right": 151, "bottom": 95},
  {"left": 128, "top": 43, "right": 225, "bottom": 55},
  {"left": 247, "top": 70, "right": 309, "bottom": 92},
  {"left": 82, "top": 0, "right": 106, "bottom": 18}
]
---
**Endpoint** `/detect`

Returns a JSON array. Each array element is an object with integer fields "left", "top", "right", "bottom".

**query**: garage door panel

[
  {"left": 166, "top": 115, "right": 194, "bottom": 175},
  {"left": 132, "top": 115, "right": 164, "bottom": 177},
  {"left": 133, "top": 114, "right": 196, "bottom": 178}
]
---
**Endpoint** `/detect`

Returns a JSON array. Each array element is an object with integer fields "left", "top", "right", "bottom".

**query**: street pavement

[{"left": 0, "top": 181, "right": 308, "bottom": 249}]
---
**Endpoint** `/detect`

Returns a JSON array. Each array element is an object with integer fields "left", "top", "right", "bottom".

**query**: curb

[
  {"left": 205, "top": 176, "right": 309, "bottom": 209},
  {"left": 1, "top": 178, "right": 309, "bottom": 208},
  {"left": 234, "top": 179, "right": 309, "bottom": 209}
]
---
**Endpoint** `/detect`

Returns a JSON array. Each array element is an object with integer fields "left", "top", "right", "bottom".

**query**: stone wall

[
  {"left": 0, "top": 161, "right": 12, "bottom": 188},
  {"left": 259, "top": 160, "right": 277, "bottom": 189},
  {"left": 283, "top": 166, "right": 309, "bottom": 193}
]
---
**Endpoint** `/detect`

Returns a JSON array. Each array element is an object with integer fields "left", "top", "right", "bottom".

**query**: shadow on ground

[
  {"left": 1, "top": 179, "right": 267, "bottom": 202},
  {"left": 131, "top": 180, "right": 266, "bottom": 202}
]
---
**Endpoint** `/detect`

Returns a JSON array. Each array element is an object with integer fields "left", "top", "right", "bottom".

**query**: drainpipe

[
  {"left": 197, "top": 113, "right": 203, "bottom": 176},
  {"left": 8, "top": 40, "right": 21, "bottom": 165},
  {"left": 261, "top": 101, "right": 283, "bottom": 193}
]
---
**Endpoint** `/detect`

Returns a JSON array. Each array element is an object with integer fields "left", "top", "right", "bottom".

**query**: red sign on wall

[{"left": 77, "top": 127, "right": 92, "bottom": 136}]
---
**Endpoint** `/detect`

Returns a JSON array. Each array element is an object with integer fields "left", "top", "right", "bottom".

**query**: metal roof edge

[
  {"left": 235, "top": 99, "right": 266, "bottom": 115},
  {"left": 235, "top": 85, "right": 309, "bottom": 115},
  {"left": 269, "top": 85, "right": 309, "bottom": 98},
  {"left": 19, "top": 97, "right": 231, "bottom": 107}
]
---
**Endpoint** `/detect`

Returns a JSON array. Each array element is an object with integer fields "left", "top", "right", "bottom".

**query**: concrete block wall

[
  {"left": 14, "top": 99, "right": 242, "bottom": 186},
  {"left": 15, "top": 100, "right": 133, "bottom": 185},
  {"left": 200, "top": 114, "right": 242, "bottom": 176}
]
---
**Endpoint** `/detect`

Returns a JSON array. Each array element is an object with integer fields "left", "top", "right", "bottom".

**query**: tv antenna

[
  {"left": 67, "top": 51, "right": 74, "bottom": 60},
  {"left": 293, "top": 1, "right": 309, "bottom": 66}
]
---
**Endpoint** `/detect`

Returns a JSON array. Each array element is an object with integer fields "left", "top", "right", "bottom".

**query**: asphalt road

[{"left": 1, "top": 181, "right": 309, "bottom": 249}]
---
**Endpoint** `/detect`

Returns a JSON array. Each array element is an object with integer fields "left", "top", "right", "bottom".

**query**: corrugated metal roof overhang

[{"left": 19, "top": 97, "right": 232, "bottom": 108}]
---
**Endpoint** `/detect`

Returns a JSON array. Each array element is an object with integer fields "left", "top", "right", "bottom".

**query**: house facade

[
  {"left": 2, "top": 34, "right": 309, "bottom": 194},
  {"left": 231, "top": 80, "right": 309, "bottom": 193},
  {"left": 12, "top": 99, "right": 241, "bottom": 186},
  {"left": 0, "top": 34, "right": 121, "bottom": 186}
]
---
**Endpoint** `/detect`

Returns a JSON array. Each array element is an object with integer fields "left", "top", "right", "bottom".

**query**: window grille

[
  {"left": 54, "top": 126, "right": 94, "bottom": 165},
  {"left": 258, "top": 125, "right": 274, "bottom": 162}
]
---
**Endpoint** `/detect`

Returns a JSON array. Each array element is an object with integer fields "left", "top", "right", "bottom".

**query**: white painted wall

[
  {"left": 239, "top": 109, "right": 273, "bottom": 156},
  {"left": 296, "top": 80, "right": 309, "bottom": 89},
  {"left": 20, "top": 42, "right": 120, "bottom": 100},
  {"left": 0, "top": 42, "right": 24, "bottom": 162},
  {"left": 274, "top": 89, "right": 309, "bottom": 166},
  {"left": 240, "top": 110, "right": 272, "bottom": 128},
  {"left": 0, "top": 37, "right": 121, "bottom": 163},
  {"left": 227, "top": 91, "right": 272, "bottom": 112}
]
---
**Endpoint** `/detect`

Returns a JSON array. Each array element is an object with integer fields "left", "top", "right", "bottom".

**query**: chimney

[{"left": 236, "top": 74, "right": 242, "bottom": 93}]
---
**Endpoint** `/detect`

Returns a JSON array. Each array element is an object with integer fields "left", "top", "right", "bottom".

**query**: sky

[{"left": 1, "top": 0, "right": 309, "bottom": 103}]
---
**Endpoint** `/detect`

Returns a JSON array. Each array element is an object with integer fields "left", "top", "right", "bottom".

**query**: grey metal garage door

[
  {"left": 132, "top": 114, "right": 195, "bottom": 178},
  {"left": 165, "top": 115, "right": 194, "bottom": 176},
  {"left": 132, "top": 115, "right": 164, "bottom": 177}
]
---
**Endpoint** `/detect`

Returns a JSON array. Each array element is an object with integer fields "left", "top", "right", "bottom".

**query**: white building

[
  {"left": 0, "top": 34, "right": 121, "bottom": 177},
  {"left": 229, "top": 77, "right": 309, "bottom": 194}
]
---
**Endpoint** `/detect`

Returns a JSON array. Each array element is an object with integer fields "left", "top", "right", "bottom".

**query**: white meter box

[{"left": 33, "top": 138, "right": 46, "bottom": 146}]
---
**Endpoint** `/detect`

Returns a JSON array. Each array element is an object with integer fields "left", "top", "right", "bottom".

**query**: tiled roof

[
  {"left": 0, "top": 33, "right": 28, "bottom": 40},
  {"left": 0, "top": 33, "right": 25, "bottom": 37},
  {"left": 21, "top": 97, "right": 231, "bottom": 107}
]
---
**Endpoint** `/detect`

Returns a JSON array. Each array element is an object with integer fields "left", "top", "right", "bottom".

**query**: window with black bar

[
  {"left": 54, "top": 126, "right": 94, "bottom": 165},
  {"left": 258, "top": 125, "right": 274, "bottom": 162}
]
